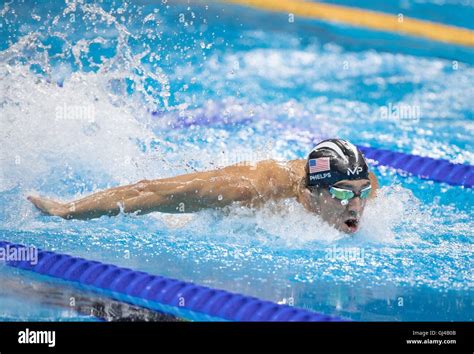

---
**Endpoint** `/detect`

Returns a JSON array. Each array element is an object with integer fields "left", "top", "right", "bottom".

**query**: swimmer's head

[{"left": 300, "top": 139, "right": 372, "bottom": 234}]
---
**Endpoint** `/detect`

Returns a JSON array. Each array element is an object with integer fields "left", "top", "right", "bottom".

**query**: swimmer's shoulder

[
  {"left": 286, "top": 159, "right": 306, "bottom": 175},
  {"left": 254, "top": 159, "right": 305, "bottom": 180},
  {"left": 221, "top": 159, "right": 305, "bottom": 198},
  {"left": 257, "top": 159, "right": 306, "bottom": 197}
]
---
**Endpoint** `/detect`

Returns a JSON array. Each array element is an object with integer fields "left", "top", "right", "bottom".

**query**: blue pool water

[{"left": 0, "top": 0, "right": 473, "bottom": 321}]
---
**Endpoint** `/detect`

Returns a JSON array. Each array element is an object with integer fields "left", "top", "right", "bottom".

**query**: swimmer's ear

[{"left": 368, "top": 171, "right": 379, "bottom": 199}]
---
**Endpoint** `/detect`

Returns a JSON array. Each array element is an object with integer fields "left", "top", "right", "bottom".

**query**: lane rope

[
  {"left": 225, "top": 0, "right": 474, "bottom": 47},
  {"left": 0, "top": 241, "right": 344, "bottom": 322}
]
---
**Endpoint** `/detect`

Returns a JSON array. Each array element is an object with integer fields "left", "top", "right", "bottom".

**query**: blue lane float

[
  {"left": 0, "top": 241, "right": 344, "bottom": 322},
  {"left": 356, "top": 145, "right": 473, "bottom": 188}
]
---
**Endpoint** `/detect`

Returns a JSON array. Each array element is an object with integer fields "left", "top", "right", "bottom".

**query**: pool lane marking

[{"left": 225, "top": 0, "right": 474, "bottom": 47}]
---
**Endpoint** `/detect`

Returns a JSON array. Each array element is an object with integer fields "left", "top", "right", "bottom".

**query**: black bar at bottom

[{"left": 0, "top": 322, "right": 471, "bottom": 353}]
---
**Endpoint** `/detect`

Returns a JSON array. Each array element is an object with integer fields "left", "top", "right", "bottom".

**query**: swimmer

[{"left": 28, "top": 139, "right": 379, "bottom": 234}]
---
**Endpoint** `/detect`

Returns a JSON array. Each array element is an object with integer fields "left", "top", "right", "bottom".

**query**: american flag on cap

[{"left": 309, "top": 157, "right": 330, "bottom": 173}]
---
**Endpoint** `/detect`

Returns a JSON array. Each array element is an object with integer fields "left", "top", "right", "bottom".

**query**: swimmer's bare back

[{"left": 27, "top": 159, "right": 379, "bottom": 220}]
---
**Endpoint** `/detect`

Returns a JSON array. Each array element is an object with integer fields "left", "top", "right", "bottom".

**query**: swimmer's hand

[{"left": 27, "top": 196, "right": 67, "bottom": 218}]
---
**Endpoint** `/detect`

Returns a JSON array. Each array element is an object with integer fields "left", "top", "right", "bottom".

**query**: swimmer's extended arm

[{"left": 27, "top": 163, "right": 272, "bottom": 220}]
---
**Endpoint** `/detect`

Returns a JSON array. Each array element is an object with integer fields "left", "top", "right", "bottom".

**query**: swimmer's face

[{"left": 308, "top": 179, "right": 371, "bottom": 234}]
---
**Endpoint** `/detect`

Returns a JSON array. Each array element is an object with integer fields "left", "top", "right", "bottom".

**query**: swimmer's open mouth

[{"left": 344, "top": 218, "right": 359, "bottom": 231}]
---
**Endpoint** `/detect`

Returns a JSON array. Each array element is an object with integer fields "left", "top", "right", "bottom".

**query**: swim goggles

[{"left": 329, "top": 185, "right": 372, "bottom": 201}]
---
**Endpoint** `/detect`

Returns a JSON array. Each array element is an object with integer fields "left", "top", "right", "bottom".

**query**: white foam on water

[
  {"left": 1, "top": 65, "right": 155, "bottom": 189},
  {"left": 153, "top": 185, "right": 428, "bottom": 250}
]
